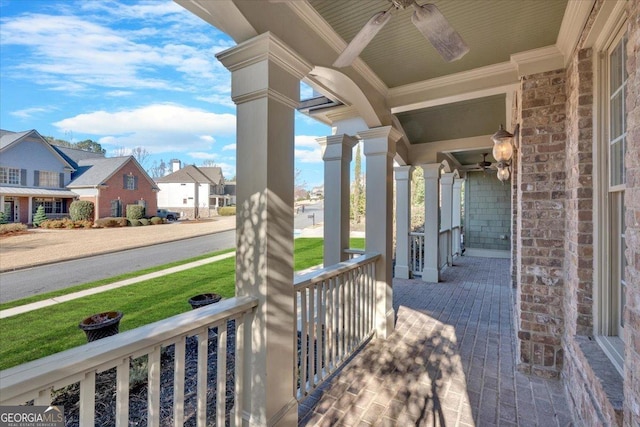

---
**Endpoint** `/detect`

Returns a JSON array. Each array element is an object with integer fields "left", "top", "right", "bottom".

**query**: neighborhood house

[{"left": 0, "top": 129, "right": 159, "bottom": 223}]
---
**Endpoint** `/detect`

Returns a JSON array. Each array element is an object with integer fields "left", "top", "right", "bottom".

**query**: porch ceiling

[{"left": 178, "top": 0, "right": 582, "bottom": 165}]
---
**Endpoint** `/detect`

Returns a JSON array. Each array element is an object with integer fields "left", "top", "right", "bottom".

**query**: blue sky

[{"left": 0, "top": 0, "right": 331, "bottom": 189}]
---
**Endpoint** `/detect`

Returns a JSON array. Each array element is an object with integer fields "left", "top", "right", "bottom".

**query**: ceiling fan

[
  {"left": 333, "top": 0, "right": 469, "bottom": 68},
  {"left": 476, "top": 153, "right": 495, "bottom": 172}
]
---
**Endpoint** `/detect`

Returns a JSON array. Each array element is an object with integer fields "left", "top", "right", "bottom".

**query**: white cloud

[
  {"left": 0, "top": 7, "right": 232, "bottom": 97},
  {"left": 188, "top": 151, "right": 217, "bottom": 160},
  {"left": 199, "top": 135, "right": 215, "bottom": 143},
  {"left": 295, "top": 147, "right": 323, "bottom": 164},
  {"left": 295, "top": 135, "right": 322, "bottom": 148},
  {"left": 53, "top": 103, "right": 235, "bottom": 154},
  {"left": 10, "top": 107, "right": 51, "bottom": 119},
  {"left": 222, "top": 144, "right": 236, "bottom": 151},
  {"left": 106, "top": 90, "right": 133, "bottom": 97}
]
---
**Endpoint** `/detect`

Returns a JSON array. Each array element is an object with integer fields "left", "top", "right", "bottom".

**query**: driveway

[{"left": 0, "top": 216, "right": 236, "bottom": 272}]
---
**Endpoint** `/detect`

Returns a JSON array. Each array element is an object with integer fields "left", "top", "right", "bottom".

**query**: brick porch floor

[{"left": 298, "top": 256, "right": 574, "bottom": 426}]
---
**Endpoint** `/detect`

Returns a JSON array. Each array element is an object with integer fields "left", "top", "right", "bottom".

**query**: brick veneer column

[
  {"left": 624, "top": 1, "right": 640, "bottom": 424},
  {"left": 563, "top": 47, "right": 595, "bottom": 339},
  {"left": 516, "top": 68, "right": 567, "bottom": 378}
]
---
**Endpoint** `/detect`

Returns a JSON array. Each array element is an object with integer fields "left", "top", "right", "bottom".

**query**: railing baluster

[
  {"left": 148, "top": 347, "right": 161, "bottom": 427},
  {"left": 79, "top": 371, "right": 96, "bottom": 427},
  {"left": 233, "top": 314, "right": 246, "bottom": 427},
  {"left": 116, "top": 358, "right": 130, "bottom": 427},
  {"left": 197, "top": 327, "right": 209, "bottom": 426},
  {"left": 315, "top": 281, "right": 323, "bottom": 382},
  {"left": 308, "top": 286, "right": 316, "bottom": 388},
  {"left": 35, "top": 389, "right": 50, "bottom": 406},
  {"left": 217, "top": 321, "right": 227, "bottom": 427},
  {"left": 300, "top": 288, "right": 308, "bottom": 396},
  {"left": 173, "top": 337, "right": 186, "bottom": 427}
]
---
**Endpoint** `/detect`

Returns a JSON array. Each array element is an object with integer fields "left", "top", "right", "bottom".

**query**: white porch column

[
  {"left": 319, "top": 134, "right": 357, "bottom": 266},
  {"left": 358, "top": 126, "right": 400, "bottom": 339},
  {"left": 394, "top": 165, "right": 412, "bottom": 279},
  {"left": 0, "top": 195, "right": 4, "bottom": 213},
  {"left": 440, "top": 173, "right": 454, "bottom": 266},
  {"left": 422, "top": 164, "right": 441, "bottom": 282},
  {"left": 452, "top": 177, "right": 463, "bottom": 256},
  {"left": 217, "top": 32, "right": 311, "bottom": 426}
]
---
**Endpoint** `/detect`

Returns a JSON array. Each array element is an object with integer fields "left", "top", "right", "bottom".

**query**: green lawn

[{"left": 0, "top": 237, "right": 364, "bottom": 370}]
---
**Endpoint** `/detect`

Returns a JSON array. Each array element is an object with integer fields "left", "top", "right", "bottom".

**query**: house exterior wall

[
  {"left": 96, "top": 160, "right": 157, "bottom": 219},
  {"left": 0, "top": 138, "right": 71, "bottom": 187},
  {"left": 464, "top": 171, "right": 511, "bottom": 252},
  {"left": 515, "top": 1, "right": 640, "bottom": 425},
  {"left": 623, "top": 1, "right": 640, "bottom": 424},
  {"left": 157, "top": 182, "right": 220, "bottom": 219}
]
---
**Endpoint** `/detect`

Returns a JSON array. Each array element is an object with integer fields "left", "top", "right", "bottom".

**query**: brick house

[{"left": 55, "top": 146, "right": 159, "bottom": 220}]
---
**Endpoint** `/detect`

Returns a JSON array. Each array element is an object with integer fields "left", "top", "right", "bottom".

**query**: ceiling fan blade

[
  {"left": 411, "top": 3, "right": 469, "bottom": 62},
  {"left": 333, "top": 10, "right": 392, "bottom": 68}
]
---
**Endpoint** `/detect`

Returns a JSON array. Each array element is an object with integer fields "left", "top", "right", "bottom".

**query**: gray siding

[
  {"left": 0, "top": 137, "right": 71, "bottom": 186},
  {"left": 464, "top": 171, "right": 511, "bottom": 251}
]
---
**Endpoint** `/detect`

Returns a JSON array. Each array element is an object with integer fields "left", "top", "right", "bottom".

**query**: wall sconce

[{"left": 491, "top": 124, "right": 518, "bottom": 182}]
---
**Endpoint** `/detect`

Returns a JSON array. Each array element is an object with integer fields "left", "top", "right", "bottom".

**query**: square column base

[
  {"left": 394, "top": 265, "right": 410, "bottom": 279},
  {"left": 422, "top": 268, "right": 439, "bottom": 283}
]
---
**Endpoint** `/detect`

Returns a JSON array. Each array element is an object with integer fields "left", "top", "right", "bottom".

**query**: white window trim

[{"left": 592, "top": 6, "right": 627, "bottom": 377}]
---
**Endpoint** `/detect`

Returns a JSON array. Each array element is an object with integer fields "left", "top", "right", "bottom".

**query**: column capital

[
  {"left": 216, "top": 32, "right": 311, "bottom": 78},
  {"left": 358, "top": 126, "right": 400, "bottom": 157},
  {"left": 216, "top": 32, "right": 311, "bottom": 108},
  {"left": 358, "top": 126, "right": 403, "bottom": 143},
  {"left": 453, "top": 178, "right": 464, "bottom": 190},
  {"left": 394, "top": 165, "right": 413, "bottom": 181},
  {"left": 319, "top": 134, "right": 358, "bottom": 161},
  {"left": 440, "top": 173, "right": 455, "bottom": 185},
  {"left": 420, "top": 163, "right": 442, "bottom": 180}
]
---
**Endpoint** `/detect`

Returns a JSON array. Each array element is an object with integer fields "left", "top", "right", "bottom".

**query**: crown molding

[
  {"left": 510, "top": 45, "right": 565, "bottom": 77},
  {"left": 556, "top": 0, "right": 597, "bottom": 60},
  {"left": 389, "top": 63, "right": 518, "bottom": 113},
  {"left": 176, "top": 0, "right": 257, "bottom": 43}
]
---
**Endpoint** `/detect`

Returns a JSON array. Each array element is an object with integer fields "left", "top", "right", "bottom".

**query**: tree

[
  {"left": 33, "top": 205, "right": 48, "bottom": 227},
  {"left": 74, "top": 139, "right": 106, "bottom": 154},
  {"left": 148, "top": 159, "right": 167, "bottom": 178},
  {"left": 351, "top": 143, "right": 365, "bottom": 223},
  {"left": 201, "top": 160, "right": 218, "bottom": 167},
  {"left": 131, "top": 147, "right": 150, "bottom": 168},
  {"left": 294, "top": 168, "right": 308, "bottom": 201}
]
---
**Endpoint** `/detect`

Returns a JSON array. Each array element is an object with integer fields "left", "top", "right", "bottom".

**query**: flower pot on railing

[
  {"left": 188, "top": 293, "right": 222, "bottom": 310},
  {"left": 79, "top": 311, "right": 123, "bottom": 342}
]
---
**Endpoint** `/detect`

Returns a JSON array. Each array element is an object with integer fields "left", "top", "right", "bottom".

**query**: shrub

[
  {"left": 128, "top": 219, "right": 141, "bottom": 227},
  {"left": 0, "top": 211, "right": 8, "bottom": 225},
  {"left": 126, "top": 204, "right": 145, "bottom": 220},
  {"left": 33, "top": 205, "right": 48, "bottom": 227},
  {"left": 40, "top": 219, "right": 94, "bottom": 229},
  {"left": 219, "top": 206, "right": 236, "bottom": 216},
  {"left": 0, "top": 223, "right": 27, "bottom": 235},
  {"left": 69, "top": 200, "right": 94, "bottom": 221},
  {"left": 150, "top": 216, "right": 163, "bottom": 225},
  {"left": 94, "top": 217, "right": 127, "bottom": 228},
  {"left": 139, "top": 218, "right": 150, "bottom": 226}
]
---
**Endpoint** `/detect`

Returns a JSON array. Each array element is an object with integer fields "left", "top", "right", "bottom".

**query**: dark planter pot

[
  {"left": 79, "top": 311, "right": 123, "bottom": 342},
  {"left": 188, "top": 293, "right": 222, "bottom": 309}
]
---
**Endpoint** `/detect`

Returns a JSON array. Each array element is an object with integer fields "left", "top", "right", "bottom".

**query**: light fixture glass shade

[
  {"left": 492, "top": 125, "right": 514, "bottom": 162},
  {"left": 497, "top": 166, "right": 510, "bottom": 182}
]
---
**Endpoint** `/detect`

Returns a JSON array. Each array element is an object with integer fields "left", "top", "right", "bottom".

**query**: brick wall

[
  {"left": 98, "top": 160, "right": 158, "bottom": 219},
  {"left": 563, "top": 46, "right": 595, "bottom": 339},
  {"left": 623, "top": 1, "right": 640, "bottom": 424},
  {"left": 516, "top": 68, "right": 567, "bottom": 378},
  {"left": 465, "top": 171, "right": 511, "bottom": 251}
]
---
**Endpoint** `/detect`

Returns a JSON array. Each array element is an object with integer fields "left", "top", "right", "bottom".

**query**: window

[
  {"left": 32, "top": 198, "right": 64, "bottom": 214},
  {"left": 1, "top": 167, "right": 20, "bottom": 185},
  {"left": 38, "top": 171, "right": 59, "bottom": 188},
  {"left": 596, "top": 29, "right": 627, "bottom": 375},
  {"left": 123, "top": 174, "right": 137, "bottom": 190}
]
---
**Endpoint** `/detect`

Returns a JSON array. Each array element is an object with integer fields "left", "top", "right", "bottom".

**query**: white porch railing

[
  {"left": 294, "top": 253, "right": 380, "bottom": 400},
  {"left": 0, "top": 296, "right": 257, "bottom": 427},
  {"left": 409, "top": 232, "right": 425, "bottom": 277},
  {"left": 343, "top": 248, "right": 365, "bottom": 259},
  {"left": 438, "top": 230, "right": 450, "bottom": 270}
]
